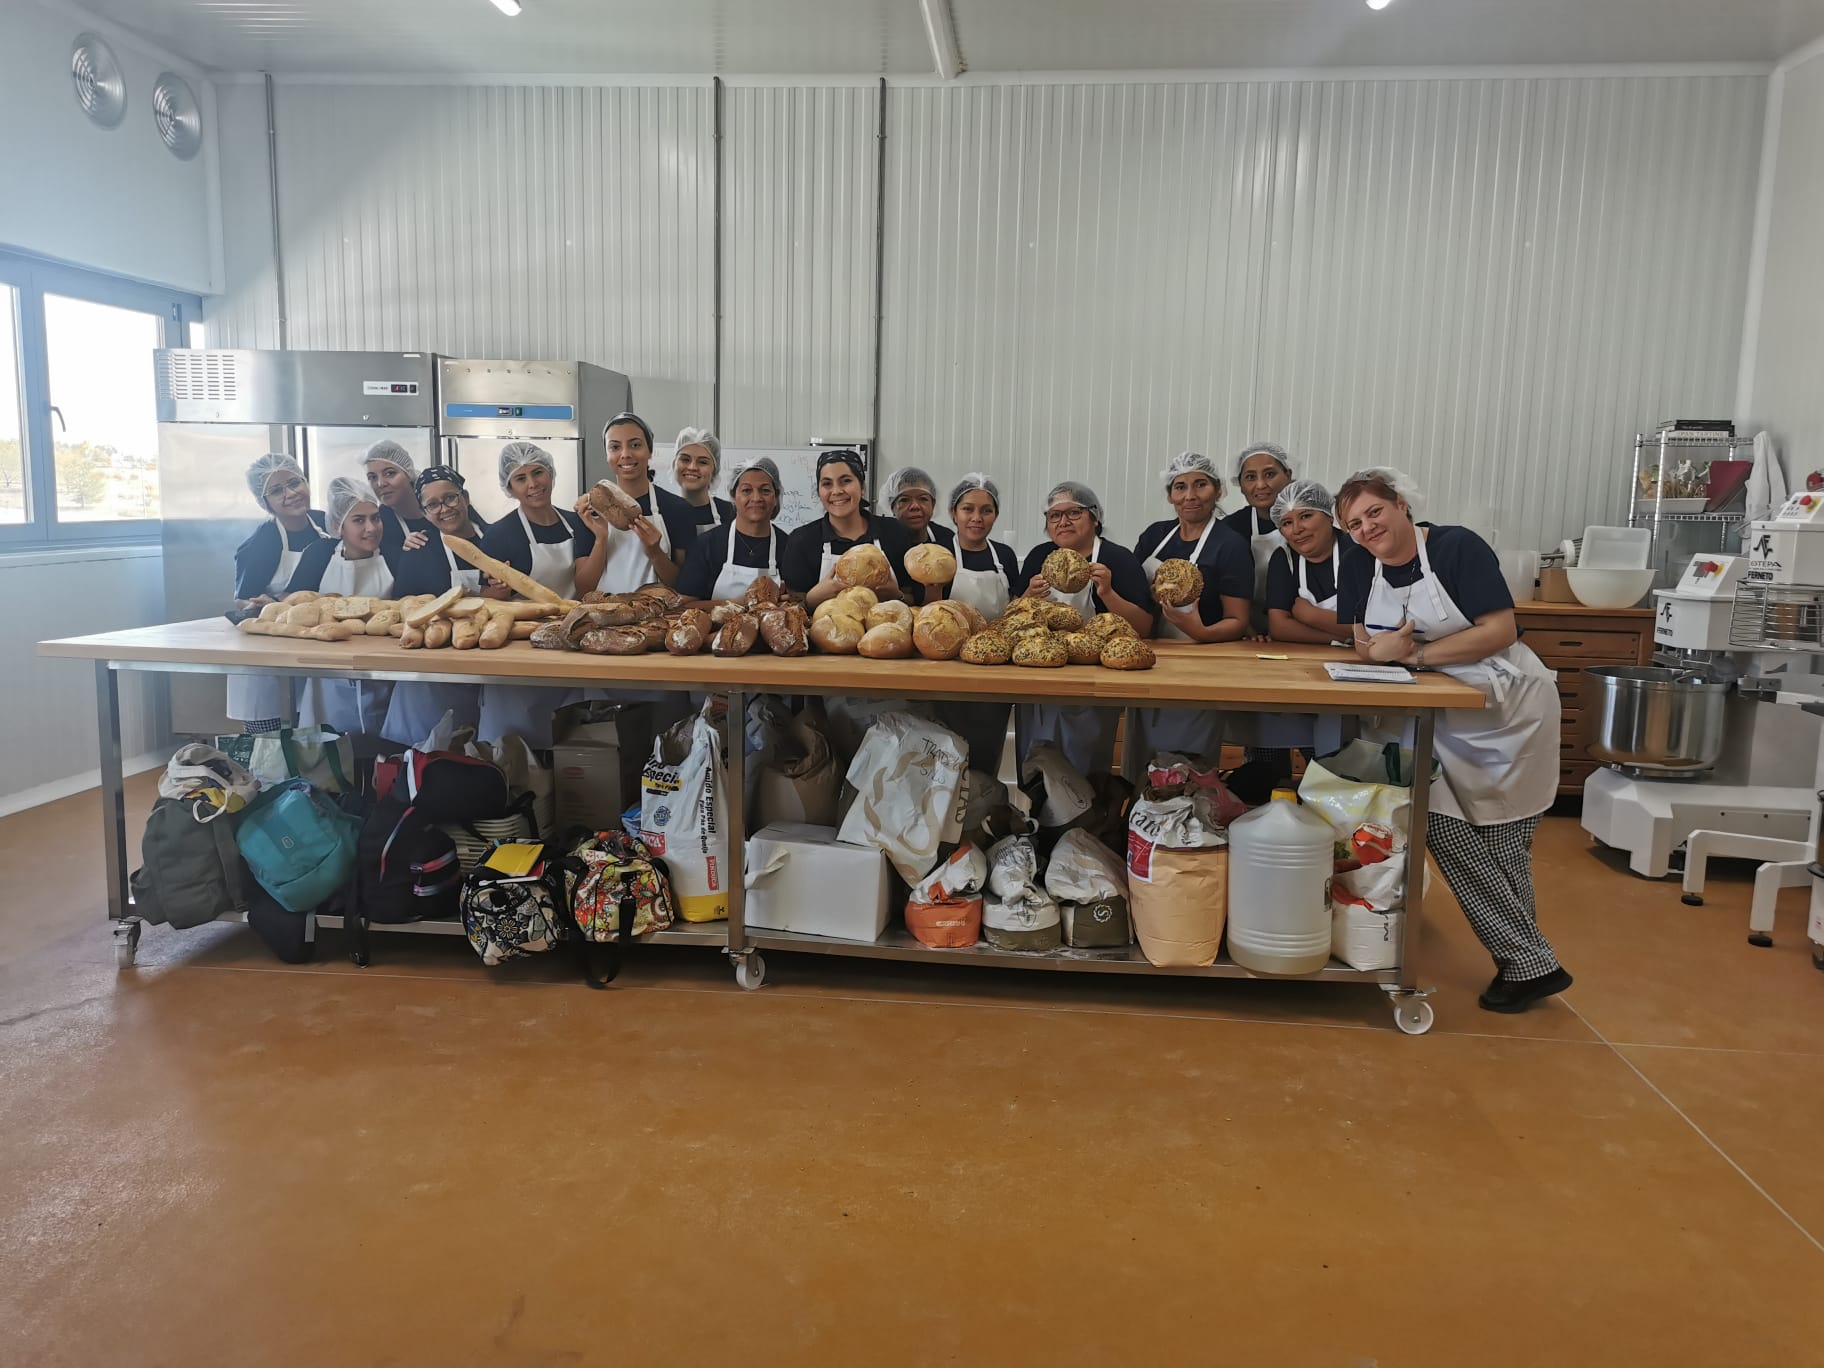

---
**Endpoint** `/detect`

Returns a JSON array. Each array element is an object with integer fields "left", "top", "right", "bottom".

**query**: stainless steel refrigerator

[
  {"left": 153, "top": 348, "right": 438, "bottom": 734},
  {"left": 435, "top": 358, "right": 632, "bottom": 526}
]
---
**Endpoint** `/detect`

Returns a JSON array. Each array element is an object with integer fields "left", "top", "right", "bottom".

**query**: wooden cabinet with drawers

[{"left": 1514, "top": 600, "right": 1655, "bottom": 796}]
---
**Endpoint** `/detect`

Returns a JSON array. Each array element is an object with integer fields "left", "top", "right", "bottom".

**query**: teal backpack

[{"left": 235, "top": 780, "right": 360, "bottom": 913}]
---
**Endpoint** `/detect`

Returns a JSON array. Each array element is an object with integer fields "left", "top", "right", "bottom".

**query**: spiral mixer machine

[{"left": 1580, "top": 493, "right": 1824, "bottom": 960}]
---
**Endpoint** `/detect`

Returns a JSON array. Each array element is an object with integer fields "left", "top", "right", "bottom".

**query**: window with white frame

[{"left": 0, "top": 250, "right": 201, "bottom": 545}]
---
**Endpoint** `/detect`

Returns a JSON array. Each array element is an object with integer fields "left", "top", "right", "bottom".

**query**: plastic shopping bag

[
  {"left": 216, "top": 727, "right": 354, "bottom": 794},
  {"left": 1298, "top": 740, "right": 1432, "bottom": 844},
  {"left": 982, "top": 835, "right": 1059, "bottom": 952},
  {"left": 640, "top": 704, "right": 729, "bottom": 923},
  {"left": 906, "top": 844, "right": 988, "bottom": 949},
  {"left": 837, "top": 711, "right": 969, "bottom": 883}
]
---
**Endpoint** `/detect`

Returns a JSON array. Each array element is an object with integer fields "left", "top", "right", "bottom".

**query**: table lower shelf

[{"left": 743, "top": 926, "right": 1399, "bottom": 983}]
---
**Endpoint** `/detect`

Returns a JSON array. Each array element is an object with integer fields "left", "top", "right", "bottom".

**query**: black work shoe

[{"left": 1478, "top": 967, "right": 1573, "bottom": 1014}]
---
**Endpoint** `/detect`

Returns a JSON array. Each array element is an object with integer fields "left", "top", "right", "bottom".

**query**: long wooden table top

[{"left": 40, "top": 618, "right": 1486, "bottom": 713}]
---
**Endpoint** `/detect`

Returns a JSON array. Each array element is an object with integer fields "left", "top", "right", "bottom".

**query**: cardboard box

[
  {"left": 745, "top": 822, "right": 891, "bottom": 942},
  {"left": 1538, "top": 567, "right": 1578, "bottom": 603},
  {"left": 552, "top": 711, "right": 623, "bottom": 836}
]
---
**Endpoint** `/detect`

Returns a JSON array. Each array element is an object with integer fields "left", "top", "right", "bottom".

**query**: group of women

[{"left": 230, "top": 424, "right": 1570, "bottom": 1014}]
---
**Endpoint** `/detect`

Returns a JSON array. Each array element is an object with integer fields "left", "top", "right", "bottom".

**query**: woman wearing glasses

[
  {"left": 1015, "top": 481, "right": 1153, "bottom": 775},
  {"left": 382, "top": 464, "right": 497, "bottom": 744},
  {"left": 229, "top": 453, "right": 330, "bottom": 733}
]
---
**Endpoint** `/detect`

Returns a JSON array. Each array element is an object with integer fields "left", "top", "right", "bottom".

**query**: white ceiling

[{"left": 65, "top": 0, "right": 1824, "bottom": 75}]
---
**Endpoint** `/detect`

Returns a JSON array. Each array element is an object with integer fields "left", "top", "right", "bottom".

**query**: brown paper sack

[{"left": 1128, "top": 846, "right": 1229, "bottom": 968}]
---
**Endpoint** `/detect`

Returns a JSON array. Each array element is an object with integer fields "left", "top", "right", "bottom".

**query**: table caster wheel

[
  {"left": 1811, "top": 942, "right": 1824, "bottom": 971},
  {"left": 1748, "top": 932, "right": 1774, "bottom": 948},
  {"left": 1681, "top": 893, "right": 1703, "bottom": 906},
  {"left": 734, "top": 952, "right": 767, "bottom": 992},
  {"left": 112, "top": 921, "right": 141, "bottom": 971},
  {"left": 1393, "top": 998, "right": 1434, "bottom": 1036}
]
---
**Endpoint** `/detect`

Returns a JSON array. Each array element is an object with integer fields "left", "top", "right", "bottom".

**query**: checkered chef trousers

[{"left": 1425, "top": 812, "right": 1562, "bottom": 982}]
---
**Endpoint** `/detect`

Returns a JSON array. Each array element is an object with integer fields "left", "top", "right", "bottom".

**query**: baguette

[
  {"left": 306, "top": 622, "right": 359, "bottom": 642},
  {"left": 441, "top": 535, "right": 565, "bottom": 605},
  {"left": 281, "top": 590, "right": 320, "bottom": 605},
  {"left": 479, "top": 614, "right": 513, "bottom": 649},
  {"left": 364, "top": 611, "right": 400, "bottom": 636},
  {"left": 280, "top": 602, "right": 323, "bottom": 628},
  {"left": 400, "top": 623, "right": 426, "bottom": 649},
  {"left": 445, "top": 596, "right": 489, "bottom": 619},
  {"left": 488, "top": 600, "right": 567, "bottom": 621},
  {"left": 403, "top": 587, "right": 463, "bottom": 628},
  {"left": 451, "top": 618, "right": 482, "bottom": 650},
  {"left": 509, "top": 620, "right": 539, "bottom": 641},
  {"left": 423, "top": 619, "right": 453, "bottom": 648}
]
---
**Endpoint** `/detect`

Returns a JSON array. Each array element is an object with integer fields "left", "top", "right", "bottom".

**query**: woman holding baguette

[
  {"left": 382, "top": 465, "right": 495, "bottom": 745},
  {"left": 289, "top": 477, "right": 397, "bottom": 738},
  {"left": 473, "top": 442, "right": 609, "bottom": 746}
]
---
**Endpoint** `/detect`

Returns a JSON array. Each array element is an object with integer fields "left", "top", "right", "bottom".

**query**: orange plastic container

[{"left": 904, "top": 895, "right": 983, "bottom": 949}]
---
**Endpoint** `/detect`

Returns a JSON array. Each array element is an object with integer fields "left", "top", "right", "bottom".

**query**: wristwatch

[{"left": 1414, "top": 642, "right": 1427, "bottom": 669}]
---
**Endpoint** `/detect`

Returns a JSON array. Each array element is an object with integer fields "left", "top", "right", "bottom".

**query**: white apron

[
  {"left": 1124, "top": 523, "right": 1224, "bottom": 778},
  {"left": 947, "top": 546, "right": 1014, "bottom": 776},
  {"left": 226, "top": 526, "right": 318, "bottom": 723},
  {"left": 1240, "top": 508, "right": 1285, "bottom": 636},
  {"left": 478, "top": 510, "right": 585, "bottom": 748},
  {"left": 816, "top": 530, "right": 926, "bottom": 759},
  {"left": 1363, "top": 531, "right": 1559, "bottom": 824},
  {"left": 599, "top": 492, "right": 673, "bottom": 596},
  {"left": 1245, "top": 550, "right": 1348, "bottom": 754},
  {"left": 710, "top": 523, "right": 780, "bottom": 601},
  {"left": 1019, "top": 538, "right": 1118, "bottom": 777},
  {"left": 296, "top": 551, "right": 395, "bottom": 736},
  {"left": 382, "top": 533, "right": 486, "bottom": 744}
]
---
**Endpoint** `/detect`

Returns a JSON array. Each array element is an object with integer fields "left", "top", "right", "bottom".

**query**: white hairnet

[
  {"left": 325, "top": 476, "right": 373, "bottom": 536},
  {"left": 364, "top": 438, "right": 416, "bottom": 477},
  {"left": 1044, "top": 480, "right": 1104, "bottom": 530},
  {"left": 1338, "top": 466, "right": 1428, "bottom": 520},
  {"left": 1161, "top": 451, "right": 1224, "bottom": 492},
  {"left": 726, "top": 454, "right": 781, "bottom": 490},
  {"left": 498, "top": 441, "right": 556, "bottom": 493},
  {"left": 673, "top": 427, "right": 722, "bottom": 477},
  {"left": 1270, "top": 478, "right": 1335, "bottom": 525},
  {"left": 1233, "top": 440, "right": 1294, "bottom": 483},
  {"left": 948, "top": 472, "right": 1000, "bottom": 512},
  {"left": 883, "top": 466, "right": 939, "bottom": 509},
  {"left": 246, "top": 452, "right": 304, "bottom": 512}
]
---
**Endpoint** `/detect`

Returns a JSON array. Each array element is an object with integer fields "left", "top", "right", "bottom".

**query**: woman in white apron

[
  {"left": 677, "top": 456, "right": 788, "bottom": 602},
  {"left": 672, "top": 426, "right": 735, "bottom": 544},
  {"left": 1336, "top": 467, "right": 1571, "bottom": 1014},
  {"left": 381, "top": 464, "right": 494, "bottom": 746},
  {"left": 1221, "top": 440, "right": 1295, "bottom": 630},
  {"left": 365, "top": 438, "right": 431, "bottom": 561},
  {"left": 475, "top": 442, "right": 611, "bottom": 748},
  {"left": 229, "top": 454, "right": 329, "bottom": 732},
  {"left": 933, "top": 473, "right": 1021, "bottom": 774},
  {"left": 604, "top": 413, "right": 695, "bottom": 587},
  {"left": 1121, "top": 452, "right": 1255, "bottom": 780},
  {"left": 293, "top": 478, "right": 396, "bottom": 737},
  {"left": 1014, "top": 481, "right": 1154, "bottom": 778},
  {"left": 1252, "top": 478, "right": 1361, "bottom": 757},
  {"left": 781, "top": 450, "right": 920, "bottom": 758}
]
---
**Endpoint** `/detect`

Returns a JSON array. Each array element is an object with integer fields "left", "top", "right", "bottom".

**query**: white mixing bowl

[{"left": 1567, "top": 568, "right": 1655, "bottom": 609}]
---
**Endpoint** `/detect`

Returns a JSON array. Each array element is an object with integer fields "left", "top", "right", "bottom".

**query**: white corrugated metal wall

[
  {"left": 881, "top": 75, "right": 1766, "bottom": 555},
  {"left": 208, "top": 71, "right": 1765, "bottom": 554},
  {"left": 1748, "top": 51, "right": 1824, "bottom": 472}
]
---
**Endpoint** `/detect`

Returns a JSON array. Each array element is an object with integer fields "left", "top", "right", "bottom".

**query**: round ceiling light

[
  {"left": 70, "top": 33, "right": 127, "bottom": 129},
  {"left": 152, "top": 72, "right": 203, "bottom": 160}
]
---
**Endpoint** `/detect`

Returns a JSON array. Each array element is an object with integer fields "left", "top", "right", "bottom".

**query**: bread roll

[
  {"left": 423, "top": 619, "right": 453, "bottom": 648},
  {"left": 834, "top": 544, "right": 895, "bottom": 593},
  {"left": 400, "top": 623, "right": 426, "bottom": 649},
  {"left": 712, "top": 614, "right": 761, "bottom": 657},
  {"left": 743, "top": 575, "right": 783, "bottom": 607},
  {"left": 809, "top": 613, "right": 864, "bottom": 654},
  {"left": 579, "top": 626, "right": 650, "bottom": 655},
  {"left": 1036, "top": 602, "right": 1085, "bottom": 632},
  {"left": 632, "top": 583, "right": 685, "bottom": 613},
  {"left": 1085, "top": 611, "right": 1138, "bottom": 642},
  {"left": 904, "top": 543, "right": 957, "bottom": 586},
  {"left": 758, "top": 605, "right": 810, "bottom": 656},
  {"left": 959, "top": 630, "right": 1013, "bottom": 665},
  {"left": 913, "top": 601, "right": 972, "bottom": 660},
  {"left": 530, "top": 621, "right": 571, "bottom": 650},
  {"left": 364, "top": 611, "right": 400, "bottom": 636},
  {"left": 1151, "top": 558, "right": 1204, "bottom": 608},
  {"left": 587, "top": 479, "right": 642, "bottom": 530},
  {"left": 1041, "top": 547, "right": 1092, "bottom": 594},
  {"left": 1012, "top": 634, "right": 1068, "bottom": 668},
  {"left": 450, "top": 618, "right": 482, "bottom": 650},
  {"left": 709, "top": 600, "right": 749, "bottom": 625},
  {"left": 666, "top": 608, "right": 711, "bottom": 655},
  {"left": 953, "top": 600, "right": 988, "bottom": 634},
  {"left": 281, "top": 602, "right": 324, "bottom": 628},
  {"left": 1060, "top": 631, "right": 1102, "bottom": 665},
  {"left": 858, "top": 623, "right": 915, "bottom": 659},
  {"left": 865, "top": 600, "right": 914, "bottom": 632},
  {"left": 1100, "top": 637, "right": 1157, "bottom": 671},
  {"left": 837, "top": 585, "right": 879, "bottom": 615},
  {"left": 639, "top": 619, "right": 669, "bottom": 651}
]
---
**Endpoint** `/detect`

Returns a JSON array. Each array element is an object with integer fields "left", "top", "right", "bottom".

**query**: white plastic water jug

[{"left": 1226, "top": 789, "right": 1334, "bottom": 976}]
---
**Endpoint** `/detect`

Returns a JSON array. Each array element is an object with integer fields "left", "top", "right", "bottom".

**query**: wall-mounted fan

[{"left": 70, "top": 32, "right": 127, "bottom": 129}]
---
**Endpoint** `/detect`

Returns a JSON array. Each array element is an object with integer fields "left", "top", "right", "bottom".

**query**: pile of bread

[
  {"left": 960, "top": 598, "right": 1156, "bottom": 670},
  {"left": 238, "top": 590, "right": 561, "bottom": 649},
  {"left": 529, "top": 577, "right": 810, "bottom": 659}
]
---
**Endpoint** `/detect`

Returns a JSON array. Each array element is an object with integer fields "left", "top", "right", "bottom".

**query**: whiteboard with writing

[{"left": 652, "top": 444, "right": 836, "bottom": 535}]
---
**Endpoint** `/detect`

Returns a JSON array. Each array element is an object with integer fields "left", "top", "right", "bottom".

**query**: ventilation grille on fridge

[
  {"left": 156, "top": 351, "right": 239, "bottom": 404},
  {"left": 70, "top": 33, "right": 126, "bottom": 129},
  {"left": 152, "top": 73, "right": 202, "bottom": 160}
]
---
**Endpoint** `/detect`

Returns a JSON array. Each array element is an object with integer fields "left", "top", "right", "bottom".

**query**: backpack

[
  {"left": 131, "top": 796, "right": 256, "bottom": 929},
  {"left": 459, "top": 844, "right": 567, "bottom": 967},
  {"left": 374, "top": 749, "right": 512, "bottom": 825},
  {"left": 236, "top": 780, "right": 361, "bottom": 914},
  {"left": 558, "top": 831, "right": 677, "bottom": 988},
  {"left": 341, "top": 797, "right": 463, "bottom": 963}
]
